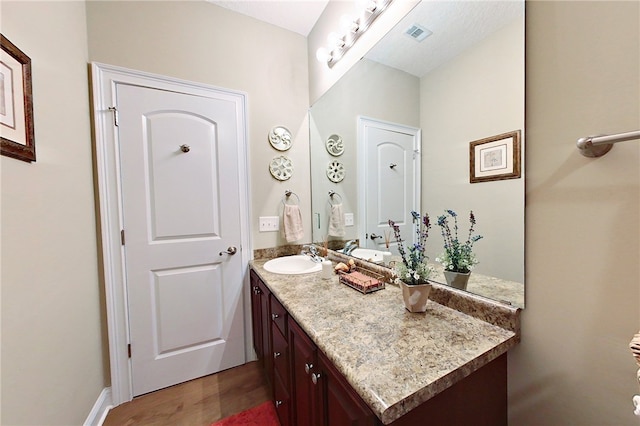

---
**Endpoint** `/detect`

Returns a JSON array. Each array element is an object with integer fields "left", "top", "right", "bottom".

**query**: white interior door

[
  {"left": 117, "top": 83, "right": 245, "bottom": 396},
  {"left": 359, "top": 117, "right": 420, "bottom": 252}
]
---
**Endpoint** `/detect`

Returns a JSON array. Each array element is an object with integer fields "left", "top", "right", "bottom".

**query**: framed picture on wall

[
  {"left": 469, "top": 130, "right": 521, "bottom": 183},
  {"left": 1, "top": 34, "right": 36, "bottom": 163}
]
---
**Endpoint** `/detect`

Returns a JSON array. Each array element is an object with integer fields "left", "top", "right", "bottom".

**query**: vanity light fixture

[{"left": 316, "top": 0, "right": 393, "bottom": 68}]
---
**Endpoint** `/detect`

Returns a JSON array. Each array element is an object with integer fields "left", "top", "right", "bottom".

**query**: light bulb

[
  {"left": 339, "top": 14, "right": 357, "bottom": 33},
  {"left": 315, "top": 47, "right": 331, "bottom": 63},
  {"left": 327, "top": 32, "right": 344, "bottom": 48},
  {"left": 363, "top": 0, "right": 378, "bottom": 13}
]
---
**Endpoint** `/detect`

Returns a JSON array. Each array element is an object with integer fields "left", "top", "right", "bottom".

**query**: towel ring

[
  {"left": 282, "top": 190, "right": 300, "bottom": 205},
  {"left": 328, "top": 191, "right": 343, "bottom": 205}
]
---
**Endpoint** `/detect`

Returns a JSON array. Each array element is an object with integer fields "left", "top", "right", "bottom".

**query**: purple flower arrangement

[
  {"left": 388, "top": 211, "right": 434, "bottom": 285},
  {"left": 435, "top": 210, "right": 483, "bottom": 273}
]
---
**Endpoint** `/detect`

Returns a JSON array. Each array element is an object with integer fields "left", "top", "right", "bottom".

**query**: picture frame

[
  {"left": 1, "top": 34, "right": 35, "bottom": 162},
  {"left": 469, "top": 130, "right": 521, "bottom": 183}
]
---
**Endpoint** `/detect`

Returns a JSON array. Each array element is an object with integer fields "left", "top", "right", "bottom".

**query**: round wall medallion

[
  {"left": 269, "top": 155, "right": 293, "bottom": 181},
  {"left": 326, "top": 160, "right": 345, "bottom": 183},
  {"left": 268, "top": 126, "right": 292, "bottom": 151},
  {"left": 325, "top": 134, "right": 344, "bottom": 156}
]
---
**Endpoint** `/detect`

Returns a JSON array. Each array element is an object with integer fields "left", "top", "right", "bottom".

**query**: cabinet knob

[
  {"left": 275, "top": 400, "right": 283, "bottom": 408},
  {"left": 253, "top": 286, "right": 261, "bottom": 295},
  {"left": 311, "top": 372, "right": 321, "bottom": 385},
  {"left": 304, "top": 363, "right": 314, "bottom": 374},
  {"left": 273, "top": 352, "right": 281, "bottom": 359},
  {"left": 271, "top": 313, "right": 279, "bottom": 320}
]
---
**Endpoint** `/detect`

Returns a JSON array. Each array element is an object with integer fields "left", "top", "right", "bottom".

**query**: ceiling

[
  {"left": 207, "top": 1, "right": 523, "bottom": 78},
  {"left": 206, "top": 0, "right": 330, "bottom": 36},
  {"left": 366, "top": 1, "right": 523, "bottom": 77}
]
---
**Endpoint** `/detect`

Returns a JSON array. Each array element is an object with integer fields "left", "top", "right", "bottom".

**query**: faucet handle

[
  {"left": 303, "top": 245, "right": 318, "bottom": 255},
  {"left": 302, "top": 245, "right": 322, "bottom": 262}
]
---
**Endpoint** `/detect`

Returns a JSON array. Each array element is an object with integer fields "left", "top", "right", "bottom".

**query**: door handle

[
  {"left": 369, "top": 233, "right": 383, "bottom": 240},
  {"left": 219, "top": 246, "right": 237, "bottom": 256}
]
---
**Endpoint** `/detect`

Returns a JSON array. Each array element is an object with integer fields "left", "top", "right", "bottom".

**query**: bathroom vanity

[{"left": 250, "top": 257, "right": 520, "bottom": 425}]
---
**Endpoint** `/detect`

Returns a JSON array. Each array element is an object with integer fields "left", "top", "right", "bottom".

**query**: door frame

[
  {"left": 357, "top": 116, "right": 421, "bottom": 247},
  {"left": 90, "top": 62, "right": 252, "bottom": 405}
]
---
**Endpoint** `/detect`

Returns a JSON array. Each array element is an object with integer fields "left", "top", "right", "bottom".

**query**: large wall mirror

[{"left": 310, "top": 1, "right": 525, "bottom": 308}]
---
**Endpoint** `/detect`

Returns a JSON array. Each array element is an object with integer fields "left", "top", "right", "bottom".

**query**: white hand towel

[
  {"left": 283, "top": 204, "right": 304, "bottom": 242},
  {"left": 328, "top": 203, "right": 345, "bottom": 237}
]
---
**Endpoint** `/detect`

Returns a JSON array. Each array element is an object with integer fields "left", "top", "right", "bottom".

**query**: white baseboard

[{"left": 84, "top": 387, "right": 113, "bottom": 426}]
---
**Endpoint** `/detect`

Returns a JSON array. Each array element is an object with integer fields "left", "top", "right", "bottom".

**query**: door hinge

[
  {"left": 108, "top": 106, "right": 119, "bottom": 127},
  {"left": 128, "top": 344, "right": 132, "bottom": 358},
  {"left": 121, "top": 229, "right": 125, "bottom": 246}
]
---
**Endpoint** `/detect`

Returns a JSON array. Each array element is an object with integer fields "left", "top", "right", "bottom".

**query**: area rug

[{"left": 211, "top": 401, "right": 280, "bottom": 426}]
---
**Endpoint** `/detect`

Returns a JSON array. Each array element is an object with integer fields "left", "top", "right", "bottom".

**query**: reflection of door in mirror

[{"left": 358, "top": 117, "right": 420, "bottom": 253}]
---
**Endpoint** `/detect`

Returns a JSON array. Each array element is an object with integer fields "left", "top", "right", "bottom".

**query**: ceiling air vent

[{"left": 404, "top": 24, "right": 432, "bottom": 42}]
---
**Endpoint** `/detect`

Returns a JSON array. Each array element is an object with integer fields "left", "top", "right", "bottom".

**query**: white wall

[
  {"left": 86, "top": 0, "right": 312, "bottom": 250},
  {"left": 0, "top": 2, "right": 106, "bottom": 424},
  {"left": 421, "top": 19, "right": 525, "bottom": 282},
  {"left": 508, "top": 1, "right": 639, "bottom": 424}
]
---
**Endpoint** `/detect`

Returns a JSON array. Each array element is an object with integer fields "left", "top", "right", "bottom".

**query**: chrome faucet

[
  {"left": 343, "top": 239, "right": 358, "bottom": 256},
  {"left": 301, "top": 245, "right": 323, "bottom": 263}
]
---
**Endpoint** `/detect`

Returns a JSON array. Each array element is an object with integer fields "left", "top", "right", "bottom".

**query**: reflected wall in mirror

[{"left": 310, "top": 1, "right": 525, "bottom": 308}]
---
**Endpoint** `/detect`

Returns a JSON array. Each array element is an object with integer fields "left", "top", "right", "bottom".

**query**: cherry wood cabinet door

[
  {"left": 273, "top": 373, "right": 293, "bottom": 426},
  {"left": 249, "top": 271, "right": 263, "bottom": 359},
  {"left": 249, "top": 271, "right": 272, "bottom": 382},
  {"left": 289, "top": 317, "right": 318, "bottom": 426},
  {"left": 316, "top": 346, "right": 376, "bottom": 426},
  {"left": 259, "top": 279, "right": 272, "bottom": 382}
]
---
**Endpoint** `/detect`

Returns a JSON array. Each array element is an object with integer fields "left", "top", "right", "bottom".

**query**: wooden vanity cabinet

[
  {"left": 289, "top": 314, "right": 376, "bottom": 426},
  {"left": 249, "top": 269, "right": 508, "bottom": 426},
  {"left": 288, "top": 317, "right": 317, "bottom": 426},
  {"left": 270, "top": 295, "right": 292, "bottom": 425},
  {"left": 250, "top": 270, "right": 292, "bottom": 424},
  {"left": 250, "top": 270, "right": 374, "bottom": 426},
  {"left": 249, "top": 271, "right": 271, "bottom": 379}
]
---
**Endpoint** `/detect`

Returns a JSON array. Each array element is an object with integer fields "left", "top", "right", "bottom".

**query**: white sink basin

[
  {"left": 263, "top": 255, "right": 322, "bottom": 275},
  {"left": 345, "top": 248, "right": 390, "bottom": 264}
]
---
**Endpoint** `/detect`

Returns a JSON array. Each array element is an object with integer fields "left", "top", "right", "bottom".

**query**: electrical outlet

[
  {"left": 344, "top": 213, "right": 354, "bottom": 226},
  {"left": 259, "top": 216, "right": 280, "bottom": 232}
]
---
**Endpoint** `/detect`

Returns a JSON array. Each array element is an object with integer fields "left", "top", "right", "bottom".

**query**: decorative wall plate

[
  {"left": 325, "top": 134, "right": 344, "bottom": 156},
  {"left": 326, "top": 160, "right": 345, "bottom": 183},
  {"left": 269, "top": 155, "right": 293, "bottom": 181},
  {"left": 268, "top": 126, "right": 292, "bottom": 151}
]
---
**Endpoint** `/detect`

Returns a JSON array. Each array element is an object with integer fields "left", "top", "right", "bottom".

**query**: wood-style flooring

[{"left": 103, "top": 361, "right": 271, "bottom": 426}]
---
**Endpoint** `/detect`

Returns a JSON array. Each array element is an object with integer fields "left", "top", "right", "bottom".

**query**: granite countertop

[
  {"left": 428, "top": 263, "right": 525, "bottom": 309},
  {"left": 250, "top": 257, "right": 521, "bottom": 425}
]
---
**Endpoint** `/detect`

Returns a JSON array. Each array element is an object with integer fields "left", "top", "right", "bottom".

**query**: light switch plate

[
  {"left": 259, "top": 216, "right": 280, "bottom": 232},
  {"left": 344, "top": 213, "right": 354, "bottom": 226}
]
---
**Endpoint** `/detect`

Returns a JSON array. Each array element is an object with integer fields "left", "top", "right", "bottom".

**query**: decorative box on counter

[{"left": 338, "top": 266, "right": 385, "bottom": 294}]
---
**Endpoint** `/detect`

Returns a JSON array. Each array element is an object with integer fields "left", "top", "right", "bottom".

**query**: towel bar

[{"left": 577, "top": 130, "right": 640, "bottom": 157}]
